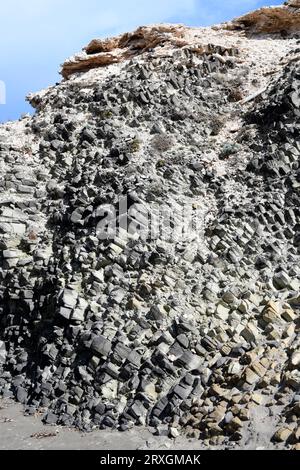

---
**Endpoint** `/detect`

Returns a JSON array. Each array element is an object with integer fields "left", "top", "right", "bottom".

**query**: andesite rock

[{"left": 0, "top": 0, "right": 299, "bottom": 449}]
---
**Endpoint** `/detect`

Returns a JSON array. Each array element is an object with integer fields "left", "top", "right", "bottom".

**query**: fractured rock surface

[
  {"left": 0, "top": 1, "right": 300, "bottom": 449},
  {"left": 230, "top": 0, "right": 300, "bottom": 34}
]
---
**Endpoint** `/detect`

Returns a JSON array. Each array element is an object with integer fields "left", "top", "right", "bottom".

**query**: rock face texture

[
  {"left": 231, "top": 0, "right": 300, "bottom": 34},
  {"left": 62, "top": 25, "right": 189, "bottom": 79},
  {"left": 62, "top": 1, "right": 300, "bottom": 80},
  {"left": 0, "top": 2, "right": 300, "bottom": 449}
]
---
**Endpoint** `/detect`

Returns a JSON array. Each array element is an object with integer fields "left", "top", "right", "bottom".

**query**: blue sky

[{"left": 0, "top": 0, "right": 283, "bottom": 123}]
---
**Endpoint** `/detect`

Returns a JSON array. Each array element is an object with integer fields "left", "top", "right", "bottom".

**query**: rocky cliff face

[
  {"left": 230, "top": 0, "right": 300, "bottom": 34},
  {"left": 0, "top": 2, "right": 299, "bottom": 448},
  {"left": 61, "top": 0, "right": 300, "bottom": 79}
]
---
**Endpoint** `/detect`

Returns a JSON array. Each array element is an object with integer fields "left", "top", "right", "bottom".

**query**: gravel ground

[{"left": 0, "top": 399, "right": 200, "bottom": 450}]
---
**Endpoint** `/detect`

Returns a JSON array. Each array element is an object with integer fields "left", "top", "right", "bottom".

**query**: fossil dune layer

[{"left": 61, "top": 0, "right": 300, "bottom": 79}]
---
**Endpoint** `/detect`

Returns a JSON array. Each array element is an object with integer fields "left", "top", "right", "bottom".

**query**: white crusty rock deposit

[{"left": 0, "top": 1, "right": 300, "bottom": 450}]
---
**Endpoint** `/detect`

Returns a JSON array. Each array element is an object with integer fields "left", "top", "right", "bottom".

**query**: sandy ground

[
  {"left": 0, "top": 398, "right": 282, "bottom": 450},
  {"left": 0, "top": 399, "right": 203, "bottom": 450}
]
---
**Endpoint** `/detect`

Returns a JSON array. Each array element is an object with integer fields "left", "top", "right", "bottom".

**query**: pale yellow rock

[
  {"left": 169, "top": 427, "right": 180, "bottom": 438},
  {"left": 109, "top": 243, "right": 123, "bottom": 255},
  {"left": 216, "top": 303, "right": 230, "bottom": 320},
  {"left": 210, "top": 405, "right": 227, "bottom": 423},
  {"left": 231, "top": 404, "right": 241, "bottom": 415},
  {"left": 228, "top": 362, "right": 242, "bottom": 375},
  {"left": 144, "top": 383, "right": 158, "bottom": 401},
  {"left": 283, "top": 323, "right": 295, "bottom": 339},
  {"left": 260, "top": 357, "right": 270, "bottom": 369},
  {"left": 270, "top": 372, "right": 281, "bottom": 386},
  {"left": 264, "top": 300, "right": 280, "bottom": 314},
  {"left": 267, "top": 328, "right": 281, "bottom": 341},
  {"left": 210, "top": 384, "right": 229, "bottom": 398},
  {"left": 252, "top": 393, "right": 264, "bottom": 405},
  {"left": 231, "top": 394, "right": 242, "bottom": 404},
  {"left": 243, "top": 367, "right": 260, "bottom": 385},
  {"left": 127, "top": 297, "right": 142, "bottom": 310},
  {"left": 220, "top": 343, "right": 232, "bottom": 356},
  {"left": 239, "top": 407, "right": 250, "bottom": 421},
  {"left": 240, "top": 393, "right": 252, "bottom": 405},
  {"left": 249, "top": 293, "right": 262, "bottom": 307},
  {"left": 263, "top": 309, "right": 279, "bottom": 324},
  {"left": 251, "top": 361, "right": 267, "bottom": 378},
  {"left": 228, "top": 416, "right": 243, "bottom": 432},
  {"left": 282, "top": 307, "right": 297, "bottom": 322},
  {"left": 286, "top": 370, "right": 300, "bottom": 389},
  {"left": 216, "top": 332, "right": 229, "bottom": 343},
  {"left": 273, "top": 427, "right": 293, "bottom": 443}
]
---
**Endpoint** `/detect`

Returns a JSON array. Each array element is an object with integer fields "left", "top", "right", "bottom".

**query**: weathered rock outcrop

[
  {"left": 62, "top": 25, "right": 188, "bottom": 79},
  {"left": 0, "top": 1, "right": 300, "bottom": 450},
  {"left": 231, "top": 0, "right": 300, "bottom": 34},
  {"left": 62, "top": 1, "right": 300, "bottom": 80}
]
